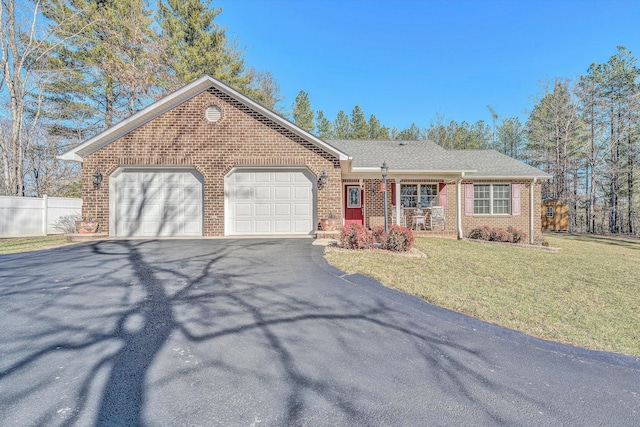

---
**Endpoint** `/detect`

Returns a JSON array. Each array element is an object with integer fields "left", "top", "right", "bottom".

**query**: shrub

[
  {"left": 468, "top": 225, "right": 528, "bottom": 244},
  {"left": 372, "top": 226, "right": 387, "bottom": 244},
  {"left": 52, "top": 213, "right": 82, "bottom": 234},
  {"left": 340, "top": 224, "right": 374, "bottom": 249},
  {"left": 506, "top": 226, "right": 527, "bottom": 244},
  {"left": 490, "top": 227, "right": 514, "bottom": 243},
  {"left": 468, "top": 225, "right": 492, "bottom": 241},
  {"left": 380, "top": 225, "right": 415, "bottom": 252}
]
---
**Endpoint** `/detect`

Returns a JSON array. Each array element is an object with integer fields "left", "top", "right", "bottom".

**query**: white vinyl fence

[{"left": 0, "top": 195, "right": 82, "bottom": 238}]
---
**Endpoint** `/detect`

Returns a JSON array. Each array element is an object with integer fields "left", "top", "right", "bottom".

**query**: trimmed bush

[
  {"left": 469, "top": 225, "right": 528, "bottom": 244},
  {"left": 380, "top": 225, "right": 415, "bottom": 252},
  {"left": 372, "top": 226, "right": 387, "bottom": 244},
  {"left": 468, "top": 225, "right": 492, "bottom": 241},
  {"left": 340, "top": 224, "right": 374, "bottom": 249},
  {"left": 506, "top": 226, "right": 527, "bottom": 243},
  {"left": 490, "top": 227, "right": 514, "bottom": 243}
]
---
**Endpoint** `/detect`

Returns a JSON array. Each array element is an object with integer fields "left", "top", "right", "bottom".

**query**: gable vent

[{"left": 205, "top": 106, "right": 222, "bottom": 122}]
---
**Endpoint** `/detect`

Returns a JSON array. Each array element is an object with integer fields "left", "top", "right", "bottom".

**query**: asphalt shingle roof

[
  {"left": 327, "top": 139, "right": 471, "bottom": 171},
  {"left": 326, "top": 139, "right": 550, "bottom": 179},
  {"left": 448, "top": 150, "right": 551, "bottom": 178}
]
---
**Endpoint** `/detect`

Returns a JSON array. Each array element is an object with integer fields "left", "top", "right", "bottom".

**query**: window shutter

[
  {"left": 465, "top": 183, "right": 474, "bottom": 216},
  {"left": 438, "top": 183, "right": 448, "bottom": 208},
  {"left": 512, "top": 183, "right": 521, "bottom": 216},
  {"left": 391, "top": 181, "right": 396, "bottom": 206}
]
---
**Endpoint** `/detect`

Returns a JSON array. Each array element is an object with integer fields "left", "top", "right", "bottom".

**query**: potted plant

[
  {"left": 319, "top": 211, "right": 337, "bottom": 231},
  {"left": 76, "top": 216, "right": 99, "bottom": 233}
]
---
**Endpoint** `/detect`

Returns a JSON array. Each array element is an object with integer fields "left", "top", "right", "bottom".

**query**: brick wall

[
  {"left": 82, "top": 87, "right": 341, "bottom": 236},
  {"left": 360, "top": 178, "right": 544, "bottom": 243},
  {"left": 461, "top": 180, "right": 543, "bottom": 243}
]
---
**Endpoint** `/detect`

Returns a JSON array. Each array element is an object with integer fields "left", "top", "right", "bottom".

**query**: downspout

[
  {"left": 456, "top": 175, "right": 464, "bottom": 240},
  {"left": 530, "top": 178, "right": 537, "bottom": 244}
]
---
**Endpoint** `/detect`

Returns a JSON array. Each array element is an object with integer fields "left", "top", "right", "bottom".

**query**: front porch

[{"left": 341, "top": 177, "right": 460, "bottom": 236}]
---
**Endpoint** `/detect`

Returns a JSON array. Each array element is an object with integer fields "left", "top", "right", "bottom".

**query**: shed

[{"left": 541, "top": 199, "right": 569, "bottom": 231}]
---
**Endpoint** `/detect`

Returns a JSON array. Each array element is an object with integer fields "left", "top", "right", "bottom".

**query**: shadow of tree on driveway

[{"left": 0, "top": 239, "right": 615, "bottom": 426}]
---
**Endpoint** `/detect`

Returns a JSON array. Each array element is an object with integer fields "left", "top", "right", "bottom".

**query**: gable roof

[
  {"left": 58, "top": 75, "right": 349, "bottom": 162},
  {"left": 327, "top": 139, "right": 550, "bottom": 179}
]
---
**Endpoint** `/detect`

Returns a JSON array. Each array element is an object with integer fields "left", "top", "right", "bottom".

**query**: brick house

[{"left": 59, "top": 75, "right": 550, "bottom": 243}]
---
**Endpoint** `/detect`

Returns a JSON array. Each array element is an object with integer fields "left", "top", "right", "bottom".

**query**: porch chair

[
  {"left": 430, "top": 206, "right": 446, "bottom": 230},
  {"left": 411, "top": 213, "right": 427, "bottom": 230}
]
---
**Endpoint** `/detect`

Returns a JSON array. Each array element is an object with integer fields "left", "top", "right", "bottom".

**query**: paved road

[{"left": 0, "top": 239, "right": 638, "bottom": 426}]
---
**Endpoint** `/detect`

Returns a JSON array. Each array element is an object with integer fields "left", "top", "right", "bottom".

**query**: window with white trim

[
  {"left": 546, "top": 206, "right": 554, "bottom": 218},
  {"left": 474, "top": 184, "right": 510, "bottom": 214},
  {"left": 401, "top": 184, "right": 437, "bottom": 208}
]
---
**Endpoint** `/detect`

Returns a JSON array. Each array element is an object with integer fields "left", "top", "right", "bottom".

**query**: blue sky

[{"left": 219, "top": 0, "right": 640, "bottom": 130}]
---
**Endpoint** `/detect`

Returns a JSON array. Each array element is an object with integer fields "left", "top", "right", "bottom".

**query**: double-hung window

[
  {"left": 401, "top": 184, "right": 437, "bottom": 208},
  {"left": 474, "top": 184, "right": 510, "bottom": 214}
]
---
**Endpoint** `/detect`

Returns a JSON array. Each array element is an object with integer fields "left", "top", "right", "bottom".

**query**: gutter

[
  {"left": 463, "top": 175, "right": 552, "bottom": 180},
  {"left": 350, "top": 167, "right": 477, "bottom": 174}
]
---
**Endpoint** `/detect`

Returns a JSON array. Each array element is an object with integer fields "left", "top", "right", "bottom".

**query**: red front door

[{"left": 344, "top": 185, "right": 364, "bottom": 226}]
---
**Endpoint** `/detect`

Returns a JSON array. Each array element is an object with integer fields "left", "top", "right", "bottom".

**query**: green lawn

[
  {"left": 0, "top": 235, "right": 72, "bottom": 254},
  {"left": 325, "top": 233, "right": 640, "bottom": 357}
]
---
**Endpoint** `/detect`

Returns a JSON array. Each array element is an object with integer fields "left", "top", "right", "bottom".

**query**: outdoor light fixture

[
  {"left": 93, "top": 167, "right": 103, "bottom": 190},
  {"left": 381, "top": 161, "right": 389, "bottom": 233},
  {"left": 381, "top": 161, "right": 388, "bottom": 177},
  {"left": 318, "top": 171, "right": 328, "bottom": 187}
]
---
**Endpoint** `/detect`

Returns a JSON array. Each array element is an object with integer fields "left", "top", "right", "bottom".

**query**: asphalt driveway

[{"left": 0, "top": 239, "right": 638, "bottom": 426}]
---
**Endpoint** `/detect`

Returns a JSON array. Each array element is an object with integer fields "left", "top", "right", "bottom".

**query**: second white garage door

[{"left": 226, "top": 170, "right": 314, "bottom": 235}]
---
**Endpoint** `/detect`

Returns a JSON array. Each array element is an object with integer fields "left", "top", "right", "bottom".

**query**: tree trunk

[
  {"left": 628, "top": 132, "right": 634, "bottom": 234},
  {"left": 105, "top": 78, "right": 114, "bottom": 129}
]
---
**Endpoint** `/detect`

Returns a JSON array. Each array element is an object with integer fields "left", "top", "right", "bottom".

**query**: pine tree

[
  {"left": 316, "top": 110, "right": 333, "bottom": 139},
  {"left": 350, "top": 105, "right": 368, "bottom": 139},
  {"left": 334, "top": 110, "right": 351, "bottom": 139},
  {"left": 378, "top": 126, "right": 391, "bottom": 140},
  {"left": 291, "top": 90, "right": 314, "bottom": 133},
  {"left": 41, "top": 0, "right": 171, "bottom": 132},
  {"left": 396, "top": 123, "right": 422, "bottom": 140},
  {"left": 368, "top": 114, "right": 381, "bottom": 139},
  {"left": 526, "top": 79, "right": 582, "bottom": 208},
  {"left": 496, "top": 117, "right": 526, "bottom": 158},
  {"left": 157, "top": 0, "right": 249, "bottom": 88}
]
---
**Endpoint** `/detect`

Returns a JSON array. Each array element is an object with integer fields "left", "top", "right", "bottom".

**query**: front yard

[
  {"left": 0, "top": 235, "right": 71, "bottom": 254},
  {"left": 325, "top": 233, "right": 640, "bottom": 357}
]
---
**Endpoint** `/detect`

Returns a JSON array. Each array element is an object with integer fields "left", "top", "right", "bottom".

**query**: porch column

[{"left": 395, "top": 180, "right": 401, "bottom": 225}]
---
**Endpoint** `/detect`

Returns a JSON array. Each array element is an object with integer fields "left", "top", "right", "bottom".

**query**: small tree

[{"left": 291, "top": 90, "right": 314, "bottom": 133}]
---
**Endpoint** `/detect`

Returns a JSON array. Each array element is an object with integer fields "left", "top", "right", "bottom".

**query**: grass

[
  {"left": 325, "top": 233, "right": 640, "bottom": 357},
  {"left": 0, "top": 235, "right": 72, "bottom": 254}
]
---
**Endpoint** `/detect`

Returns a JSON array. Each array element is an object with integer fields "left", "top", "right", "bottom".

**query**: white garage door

[
  {"left": 227, "top": 170, "right": 314, "bottom": 235},
  {"left": 117, "top": 170, "right": 203, "bottom": 237}
]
